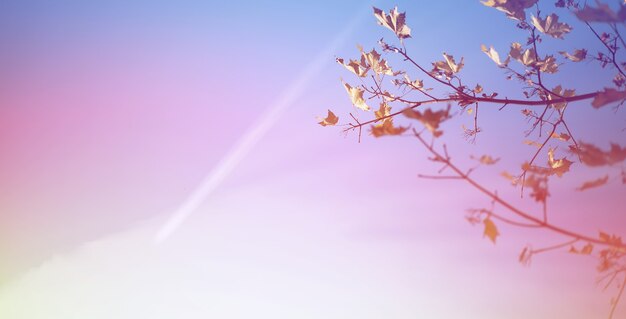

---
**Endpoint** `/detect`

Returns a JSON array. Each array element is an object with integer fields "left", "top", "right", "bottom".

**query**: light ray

[{"left": 154, "top": 4, "right": 374, "bottom": 244}]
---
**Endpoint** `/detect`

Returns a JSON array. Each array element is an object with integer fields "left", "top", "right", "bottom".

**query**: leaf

[
  {"left": 431, "top": 53, "right": 464, "bottom": 79},
  {"left": 403, "top": 106, "right": 451, "bottom": 137},
  {"left": 370, "top": 118, "right": 407, "bottom": 137},
  {"left": 481, "top": 44, "right": 510, "bottom": 67},
  {"left": 570, "top": 142, "right": 626, "bottom": 166},
  {"left": 569, "top": 243, "right": 594, "bottom": 255},
  {"left": 373, "top": 7, "right": 412, "bottom": 40},
  {"left": 474, "top": 84, "right": 483, "bottom": 94},
  {"left": 360, "top": 48, "right": 394, "bottom": 76},
  {"left": 531, "top": 14, "right": 572, "bottom": 39},
  {"left": 482, "top": 0, "right": 538, "bottom": 21},
  {"left": 473, "top": 154, "right": 500, "bottom": 165},
  {"left": 548, "top": 85, "right": 575, "bottom": 109},
  {"left": 575, "top": 3, "right": 626, "bottom": 23},
  {"left": 342, "top": 81, "right": 370, "bottom": 111},
  {"left": 483, "top": 218, "right": 499, "bottom": 244},
  {"left": 519, "top": 245, "right": 532, "bottom": 265},
  {"left": 547, "top": 148, "right": 573, "bottom": 177},
  {"left": 509, "top": 42, "right": 536, "bottom": 67},
  {"left": 576, "top": 175, "right": 609, "bottom": 191},
  {"left": 336, "top": 57, "right": 369, "bottom": 77},
  {"left": 559, "top": 49, "right": 587, "bottom": 62},
  {"left": 537, "top": 55, "right": 558, "bottom": 74},
  {"left": 591, "top": 88, "right": 626, "bottom": 108},
  {"left": 374, "top": 102, "right": 391, "bottom": 119},
  {"left": 317, "top": 109, "right": 339, "bottom": 126},
  {"left": 551, "top": 132, "right": 571, "bottom": 141}
]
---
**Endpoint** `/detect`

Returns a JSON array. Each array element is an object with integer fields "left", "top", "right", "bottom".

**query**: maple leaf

[
  {"left": 550, "top": 132, "right": 571, "bottom": 141},
  {"left": 482, "top": 0, "right": 538, "bottom": 21},
  {"left": 531, "top": 14, "right": 572, "bottom": 39},
  {"left": 373, "top": 7, "right": 411, "bottom": 40},
  {"left": 559, "top": 49, "right": 587, "bottom": 62},
  {"left": 576, "top": 175, "right": 609, "bottom": 191},
  {"left": 336, "top": 57, "right": 369, "bottom": 77},
  {"left": 401, "top": 74, "right": 425, "bottom": 90},
  {"left": 547, "top": 148, "right": 573, "bottom": 177},
  {"left": 569, "top": 243, "right": 594, "bottom": 255},
  {"left": 403, "top": 106, "right": 451, "bottom": 137},
  {"left": 509, "top": 43, "right": 537, "bottom": 67},
  {"left": 481, "top": 44, "right": 510, "bottom": 67},
  {"left": 342, "top": 81, "right": 370, "bottom": 111},
  {"left": 375, "top": 102, "right": 391, "bottom": 119},
  {"left": 569, "top": 142, "right": 626, "bottom": 166},
  {"left": 370, "top": 118, "right": 407, "bottom": 137},
  {"left": 483, "top": 218, "right": 499, "bottom": 244},
  {"left": 547, "top": 85, "right": 575, "bottom": 109},
  {"left": 591, "top": 88, "right": 626, "bottom": 108},
  {"left": 575, "top": 3, "right": 626, "bottom": 23},
  {"left": 317, "top": 109, "right": 339, "bottom": 127},
  {"left": 472, "top": 154, "right": 500, "bottom": 165},
  {"left": 537, "top": 55, "right": 559, "bottom": 74},
  {"left": 360, "top": 48, "right": 394, "bottom": 76},
  {"left": 432, "top": 53, "right": 464, "bottom": 78}
]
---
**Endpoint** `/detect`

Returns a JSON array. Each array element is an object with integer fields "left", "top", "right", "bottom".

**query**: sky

[{"left": 1, "top": 1, "right": 625, "bottom": 318}]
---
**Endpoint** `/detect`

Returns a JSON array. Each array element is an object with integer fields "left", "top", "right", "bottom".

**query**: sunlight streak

[{"left": 154, "top": 5, "right": 373, "bottom": 244}]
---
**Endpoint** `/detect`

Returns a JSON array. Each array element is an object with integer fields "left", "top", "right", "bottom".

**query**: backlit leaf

[
  {"left": 373, "top": 7, "right": 412, "bottom": 40},
  {"left": 370, "top": 118, "right": 407, "bottom": 137},
  {"left": 342, "top": 81, "right": 370, "bottom": 111},
  {"left": 575, "top": 3, "right": 626, "bottom": 23},
  {"left": 591, "top": 88, "right": 626, "bottom": 108},
  {"left": 548, "top": 148, "right": 573, "bottom": 177},
  {"left": 576, "top": 175, "right": 609, "bottom": 191},
  {"left": 336, "top": 57, "right": 369, "bottom": 77},
  {"left": 482, "top": 0, "right": 538, "bottom": 21},
  {"left": 481, "top": 44, "right": 510, "bottom": 67},
  {"left": 559, "top": 49, "right": 587, "bottom": 62},
  {"left": 483, "top": 218, "right": 499, "bottom": 244},
  {"left": 403, "top": 106, "right": 451, "bottom": 137},
  {"left": 569, "top": 142, "right": 626, "bottom": 166},
  {"left": 531, "top": 14, "right": 572, "bottom": 39},
  {"left": 317, "top": 110, "right": 339, "bottom": 127}
]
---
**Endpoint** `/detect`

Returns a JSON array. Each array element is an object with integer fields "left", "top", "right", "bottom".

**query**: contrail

[{"left": 154, "top": 4, "right": 374, "bottom": 244}]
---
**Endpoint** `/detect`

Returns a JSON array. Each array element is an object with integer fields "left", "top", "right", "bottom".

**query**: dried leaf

[
  {"left": 559, "top": 49, "right": 587, "bottom": 62},
  {"left": 474, "top": 84, "right": 483, "bottom": 94},
  {"left": 336, "top": 57, "right": 369, "bottom": 77},
  {"left": 481, "top": 44, "right": 510, "bottom": 67},
  {"left": 548, "top": 148, "right": 573, "bottom": 177},
  {"left": 483, "top": 218, "right": 499, "bottom": 244},
  {"left": 531, "top": 14, "right": 572, "bottom": 39},
  {"left": 317, "top": 110, "right": 339, "bottom": 126},
  {"left": 373, "top": 7, "right": 412, "bottom": 40},
  {"left": 370, "top": 118, "right": 407, "bottom": 137},
  {"left": 342, "top": 81, "right": 370, "bottom": 111},
  {"left": 473, "top": 155, "right": 500, "bottom": 165},
  {"left": 548, "top": 85, "right": 575, "bottom": 109},
  {"left": 403, "top": 106, "right": 451, "bottom": 137},
  {"left": 509, "top": 42, "right": 537, "bottom": 67},
  {"left": 482, "top": 0, "right": 538, "bottom": 21},
  {"left": 551, "top": 132, "right": 571, "bottom": 141},
  {"left": 361, "top": 48, "right": 394, "bottom": 76},
  {"left": 591, "top": 88, "right": 626, "bottom": 108},
  {"left": 575, "top": 3, "right": 626, "bottom": 23},
  {"left": 519, "top": 245, "right": 532, "bottom": 265},
  {"left": 576, "top": 175, "right": 609, "bottom": 191},
  {"left": 569, "top": 142, "right": 626, "bottom": 166}
]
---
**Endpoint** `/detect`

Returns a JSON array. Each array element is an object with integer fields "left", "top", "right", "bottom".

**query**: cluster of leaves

[{"left": 319, "top": 1, "right": 626, "bottom": 317}]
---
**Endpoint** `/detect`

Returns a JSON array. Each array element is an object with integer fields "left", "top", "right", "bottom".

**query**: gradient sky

[{"left": 1, "top": 1, "right": 625, "bottom": 318}]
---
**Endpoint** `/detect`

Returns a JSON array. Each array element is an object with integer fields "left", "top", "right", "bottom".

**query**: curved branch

[{"left": 411, "top": 130, "right": 626, "bottom": 250}]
